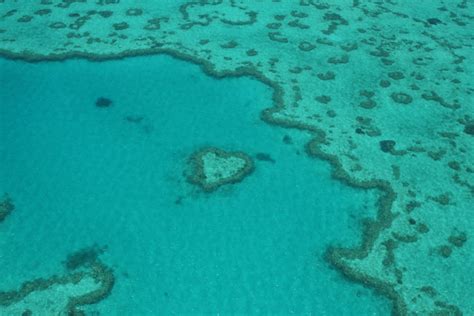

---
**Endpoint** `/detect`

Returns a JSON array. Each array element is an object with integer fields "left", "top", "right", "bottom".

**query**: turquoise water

[{"left": 0, "top": 55, "right": 390, "bottom": 314}]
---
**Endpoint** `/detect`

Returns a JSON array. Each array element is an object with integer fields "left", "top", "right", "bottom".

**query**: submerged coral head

[{"left": 95, "top": 97, "right": 113, "bottom": 108}]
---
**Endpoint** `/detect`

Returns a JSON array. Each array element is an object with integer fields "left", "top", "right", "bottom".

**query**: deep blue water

[{"left": 0, "top": 55, "right": 390, "bottom": 314}]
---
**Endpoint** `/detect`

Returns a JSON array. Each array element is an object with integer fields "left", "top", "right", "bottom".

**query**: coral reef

[
  {"left": 0, "top": 0, "right": 472, "bottom": 314},
  {"left": 187, "top": 147, "right": 254, "bottom": 192},
  {"left": 0, "top": 249, "right": 114, "bottom": 315}
]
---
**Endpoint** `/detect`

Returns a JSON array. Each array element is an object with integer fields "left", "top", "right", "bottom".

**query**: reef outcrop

[{"left": 187, "top": 147, "right": 254, "bottom": 192}]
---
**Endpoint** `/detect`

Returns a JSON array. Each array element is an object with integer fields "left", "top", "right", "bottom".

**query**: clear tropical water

[{"left": 0, "top": 55, "right": 390, "bottom": 314}]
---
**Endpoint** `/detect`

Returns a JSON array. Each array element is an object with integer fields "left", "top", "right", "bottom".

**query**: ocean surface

[{"left": 0, "top": 55, "right": 390, "bottom": 314}]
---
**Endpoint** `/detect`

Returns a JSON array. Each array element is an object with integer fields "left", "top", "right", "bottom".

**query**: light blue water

[{"left": 0, "top": 55, "right": 390, "bottom": 314}]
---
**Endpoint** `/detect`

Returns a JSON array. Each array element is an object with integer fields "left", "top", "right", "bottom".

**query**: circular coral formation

[
  {"left": 391, "top": 92, "right": 413, "bottom": 104},
  {"left": 126, "top": 8, "right": 143, "bottom": 16},
  {"left": 187, "top": 147, "right": 254, "bottom": 192},
  {"left": 298, "top": 41, "right": 316, "bottom": 52}
]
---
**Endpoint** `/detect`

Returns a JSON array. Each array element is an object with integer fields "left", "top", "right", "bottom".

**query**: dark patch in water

[
  {"left": 124, "top": 115, "right": 144, "bottom": 123},
  {"left": 21, "top": 309, "right": 32, "bottom": 316},
  {"left": 142, "top": 125, "right": 154, "bottom": 134},
  {"left": 121, "top": 271, "right": 130, "bottom": 278},
  {"left": 427, "top": 18, "right": 442, "bottom": 25},
  {"left": 0, "top": 194, "right": 14, "bottom": 222},
  {"left": 174, "top": 196, "right": 184, "bottom": 205},
  {"left": 379, "top": 140, "right": 396, "bottom": 153},
  {"left": 95, "top": 97, "right": 112, "bottom": 108},
  {"left": 355, "top": 128, "right": 364, "bottom": 135},
  {"left": 463, "top": 123, "right": 474, "bottom": 136},
  {"left": 282, "top": 135, "right": 293, "bottom": 144},
  {"left": 255, "top": 153, "right": 276, "bottom": 163},
  {"left": 64, "top": 244, "right": 107, "bottom": 270}
]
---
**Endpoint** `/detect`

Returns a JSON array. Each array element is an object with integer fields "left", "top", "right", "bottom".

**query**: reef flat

[
  {"left": 0, "top": 0, "right": 472, "bottom": 314},
  {"left": 187, "top": 147, "right": 254, "bottom": 192}
]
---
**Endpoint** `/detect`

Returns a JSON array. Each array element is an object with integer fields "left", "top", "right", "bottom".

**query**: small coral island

[
  {"left": 0, "top": 193, "right": 14, "bottom": 222},
  {"left": 187, "top": 147, "right": 254, "bottom": 192}
]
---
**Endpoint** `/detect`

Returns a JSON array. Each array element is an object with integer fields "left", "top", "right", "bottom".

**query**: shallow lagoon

[{"left": 0, "top": 55, "right": 390, "bottom": 314}]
